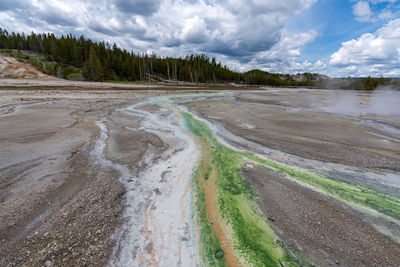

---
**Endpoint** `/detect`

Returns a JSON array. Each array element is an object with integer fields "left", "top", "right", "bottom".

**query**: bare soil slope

[{"left": 0, "top": 55, "right": 58, "bottom": 80}]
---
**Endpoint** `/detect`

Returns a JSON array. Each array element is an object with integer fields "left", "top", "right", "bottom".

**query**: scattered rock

[{"left": 153, "top": 188, "right": 161, "bottom": 195}]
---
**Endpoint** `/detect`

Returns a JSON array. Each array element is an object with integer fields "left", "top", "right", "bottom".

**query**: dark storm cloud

[
  {"left": 0, "top": 0, "right": 78, "bottom": 27},
  {"left": 40, "top": 11, "right": 79, "bottom": 27},
  {"left": 0, "top": 0, "right": 28, "bottom": 11},
  {"left": 0, "top": 0, "right": 320, "bottom": 72},
  {"left": 163, "top": 38, "right": 183, "bottom": 48},
  {"left": 114, "top": 0, "right": 161, "bottom": 15}
]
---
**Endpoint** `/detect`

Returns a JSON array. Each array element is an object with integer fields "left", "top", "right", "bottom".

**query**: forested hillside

[
  {"left": 1, "top": 28, "right": 398, "bottom": 90},
  {"left": 0, "top": 28, "right": 315, "bottom": 86}
]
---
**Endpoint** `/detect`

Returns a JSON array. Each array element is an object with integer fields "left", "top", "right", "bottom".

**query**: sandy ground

[
  {"left": 1, "top": 85, "right": 399, "bottom": 267},
  {"left": 0, "top": 77, "right": 173, "bottom": 89},
  {"left": 186, "top": 90, "right": 400, "bottom": 171},
  {"left": 0, "top": 89, "right": 201, "bottom": 266},
  {"left": 0, "top": 51, "right": 209, "bottom": 265},
  {"left": 0, "top": 98, "right": 127, "bottom": 266}
]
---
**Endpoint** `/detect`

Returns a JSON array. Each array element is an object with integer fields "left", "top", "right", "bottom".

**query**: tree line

[
  {"left": 315, "top": 76, "right": 399, "bottom": 91},
  {"left": 0, "top": 28, "right": 317, "bottom": 86}
]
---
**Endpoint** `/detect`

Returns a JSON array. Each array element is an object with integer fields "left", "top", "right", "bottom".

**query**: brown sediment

[
  {"left": 200, "top": 142, "right": 242, "bottom": 267},
  {"left": 139, "top": 196, "right": 158, "bottom": 267}
]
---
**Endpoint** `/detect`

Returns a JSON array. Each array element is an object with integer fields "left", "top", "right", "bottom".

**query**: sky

[{"left": 0, "top": 0, "right": 399, "bottom": 77}]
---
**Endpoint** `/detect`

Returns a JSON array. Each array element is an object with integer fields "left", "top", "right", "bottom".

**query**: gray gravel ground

[{"left": 0, "top": 91, "right": 170, "bottom": 266}]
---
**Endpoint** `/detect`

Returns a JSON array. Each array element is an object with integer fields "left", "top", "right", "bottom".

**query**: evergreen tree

[
  {"left": 0, "top": 27, "right": 345, "bottom": 87},
  {"left": 82, "top": 46, "right": 103, "bottom": 81}
]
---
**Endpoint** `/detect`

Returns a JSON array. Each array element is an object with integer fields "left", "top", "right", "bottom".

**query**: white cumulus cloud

[
  {"left": 352, "top": 0, "right": 399, "bottom": 22},
  {"left": 353, "top": 1, "right": 375, "bottom": 22},
  {"left": 329, "top": 18, "right": 400, "bottom": 76},
  {"left": 0, "top": 0, "right": 317, "bottom": 72}
]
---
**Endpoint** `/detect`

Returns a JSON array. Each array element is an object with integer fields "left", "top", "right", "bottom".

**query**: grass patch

[
  {"left": 0, "top": 49, "right": 83, "bottom": 80},
  {"left": 0, "top": 49, "right": 30, "bottom": 59}
]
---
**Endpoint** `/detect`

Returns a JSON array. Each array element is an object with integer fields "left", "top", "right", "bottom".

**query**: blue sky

[
  {"left": 285, "top": 0, "right": 400, "bottom": 76},
  {"left": 287, "top": 0, "right": 367, "bottom": 61},
  {"left": 0, "top": 0, "right": 399, "bottom": 77}
]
